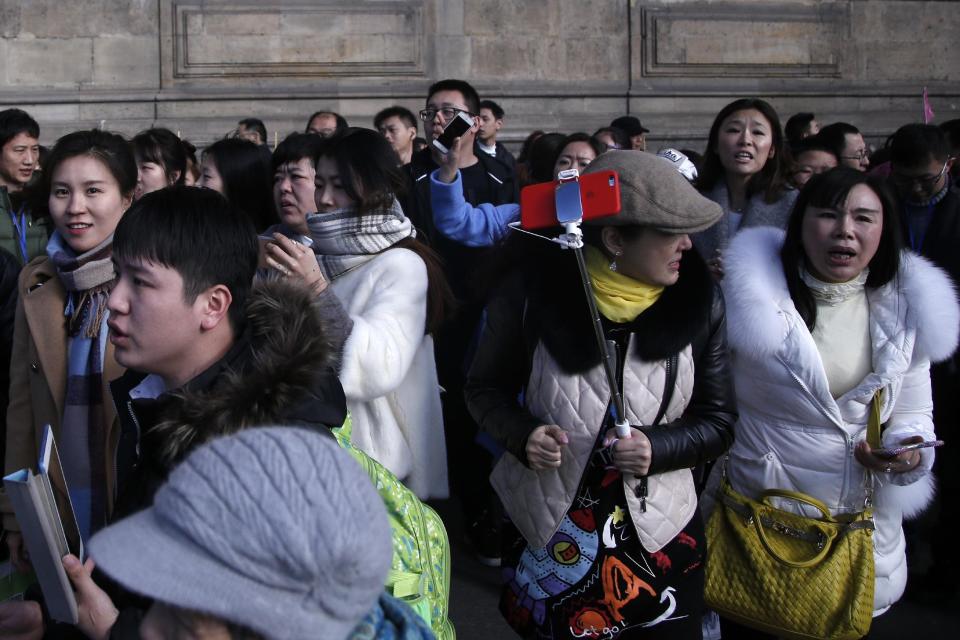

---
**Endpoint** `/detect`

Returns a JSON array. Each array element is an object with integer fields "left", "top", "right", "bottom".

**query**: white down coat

[
  {"left": 331, "top": 247, "right": 448, "bottom": 499},
  {"left": 717, "top": 226, "right": 959, "bottom": 614}
]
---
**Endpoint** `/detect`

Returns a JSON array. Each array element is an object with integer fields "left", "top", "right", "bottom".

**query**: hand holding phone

[
  {"left": 432, "top": 112, "right": 474, "bottom": 154},
  {"left": 874, "top": 439, "right": 944, "bottom": 459}
]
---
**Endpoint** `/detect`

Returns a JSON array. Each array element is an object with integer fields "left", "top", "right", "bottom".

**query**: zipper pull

[{"left": 634, "top": 477, "right": 648, "bottom": 513}]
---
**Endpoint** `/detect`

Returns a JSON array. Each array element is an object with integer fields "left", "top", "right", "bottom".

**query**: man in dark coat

[
  {"left": 401, "top": 79, "right": 518, "bottom": 564},
  {"left": 105, "top": 186, "right": 347, "bottom": 520},
  {"left": 890, "top": 123, "right": 960, "bottom": 601}
]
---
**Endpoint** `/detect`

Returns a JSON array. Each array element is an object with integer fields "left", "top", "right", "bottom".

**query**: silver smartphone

[{"left": 874, "top": 439, "right": 944, "bottom": 458}]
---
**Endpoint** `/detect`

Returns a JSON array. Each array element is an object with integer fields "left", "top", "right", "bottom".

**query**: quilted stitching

[{"left": 492, "top": 340, "right": 697, "bottom": 551}]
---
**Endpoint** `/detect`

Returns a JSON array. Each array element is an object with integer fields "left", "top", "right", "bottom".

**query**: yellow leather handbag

[
  {"left": 704, "top": 480, "right": 875, "bottom": 639},
  {"left": 704, "top": 392, "right": 883, "bottom": 640}
]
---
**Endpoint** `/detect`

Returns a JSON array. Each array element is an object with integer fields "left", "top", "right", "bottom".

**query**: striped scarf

[
  {"left": 47, "top": 232, "right": 116, "bottom": 542},
  {"left": 306, "top": 199, "right": 415, "bottom": 280}
]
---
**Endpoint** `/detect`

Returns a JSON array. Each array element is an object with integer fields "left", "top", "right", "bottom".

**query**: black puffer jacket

[
  {"left": 465, "top": 242, "right": 736, "bottom": 481},
  {"left": 110, "top": 279, "right": 347, "bottom": 521}
]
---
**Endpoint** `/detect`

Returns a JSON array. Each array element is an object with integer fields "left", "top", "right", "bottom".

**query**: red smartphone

[{"left": 520, "top": 170, "right": 621, "bottom": 230}]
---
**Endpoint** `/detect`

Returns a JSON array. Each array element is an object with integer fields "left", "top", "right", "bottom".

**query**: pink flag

[{"left": 923, "top": 87, "right": 935, "bottom": 124}]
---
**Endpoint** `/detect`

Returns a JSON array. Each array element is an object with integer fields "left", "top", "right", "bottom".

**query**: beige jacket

[
  {"left": 491, "top": 341, "right": 697, "bottom": 553},
  {"left": 2, "top": 256, "right": 123, "bottom": 532}
]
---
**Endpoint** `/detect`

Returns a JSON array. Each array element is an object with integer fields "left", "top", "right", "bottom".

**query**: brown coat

[{"left": 1, "top": 256, "right": 123, "bottom": 532}]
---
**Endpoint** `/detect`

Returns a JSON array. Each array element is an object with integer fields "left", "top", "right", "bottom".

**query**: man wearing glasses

[
  {"left": 401, "top": 79, "right": 517, "bottom": 569},
  {"left": 820, "top": 122, "right": 871, "bottom": 171},
  {"left": 402, "top": 79, "right": 517, "bottom": 239},
  {"left": 889, "top": 122, "right": 959, "bottom": 606}
]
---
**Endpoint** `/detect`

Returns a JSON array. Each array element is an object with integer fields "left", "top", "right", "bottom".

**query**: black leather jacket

[{"left": 465, "top": 243, "right": 736, "bottom": 482}]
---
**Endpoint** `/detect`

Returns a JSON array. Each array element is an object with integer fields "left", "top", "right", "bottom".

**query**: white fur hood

[{"left": 722, "top": 226, "right": 960, "bottom": 364}]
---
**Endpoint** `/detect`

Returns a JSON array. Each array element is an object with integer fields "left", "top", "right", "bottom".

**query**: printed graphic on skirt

[{"left": 500, "top": 463, "right": 704, "bottom": 639}]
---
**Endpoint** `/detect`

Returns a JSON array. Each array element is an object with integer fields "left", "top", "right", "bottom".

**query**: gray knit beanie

[{"left": 89, "top": 427, "right": 393, "bottom": 640}]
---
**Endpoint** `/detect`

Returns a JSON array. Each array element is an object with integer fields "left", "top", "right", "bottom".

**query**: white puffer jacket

[
  {"left": 718, "top": 227, "right": 959, "bottom": 614},
  {"left": 332, "top": 247, "right": 448, "bottom": 499}
]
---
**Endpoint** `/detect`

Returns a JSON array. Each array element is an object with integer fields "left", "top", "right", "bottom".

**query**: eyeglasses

[
  {"left": 419, "top": 107, "right": 472, "bottom": 122},
  {"left": 840, "top": 149, "right": 869, "bottom": 162},
  {"left": 891, "top": 159, "right": 951, "bottom": 191}
]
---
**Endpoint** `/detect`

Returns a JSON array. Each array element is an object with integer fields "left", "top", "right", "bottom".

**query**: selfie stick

[{"left": 509, "top": 169, "right": 631, "bottom": 438}]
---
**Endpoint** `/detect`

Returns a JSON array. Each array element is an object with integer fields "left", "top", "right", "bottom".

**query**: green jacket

[{"left": 0, "top": 186, "right": 48, "bottom": 265}]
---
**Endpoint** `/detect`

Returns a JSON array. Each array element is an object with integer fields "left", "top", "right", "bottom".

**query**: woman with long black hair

[
  {"left": 267, "top": 128, "right": 454, "bottom": 499},
  {"left": 694, "top": 98, "right": 796, "bottom": 279},
  {"left": 714, "top": 168, "right": 958, "bottom": 636}
]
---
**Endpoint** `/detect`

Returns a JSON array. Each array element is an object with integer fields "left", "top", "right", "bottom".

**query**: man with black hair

[
  {"left": 476, "top": 99, "right": 516, "bottom": 175},
  {"left": 374, "top": 105, "right": 418, "bottom": 165},
  {"left": 403, "top": 79, "right": 517, "bottom": 566},
  {"left": 819, "top": 122, "right": 870, "bottom": 171},
  {"left": 941, "top": 119, "right": 960, "bottom": 187},
  {"left": 610, "top": 115, "right": 649, "bottom": 151},
  {"left": 105, "top": 185, "right": 347, "bottom": 519},
  {"left": 889, "top": 122, "right": 960, "bottom": 603},
  {"left": 305, "top": 110, "right": 348, "bottom": 138},
  {"left": 789, "top": 133, "right": 838, "bottom": 188},
  {"left": 236, "top": 118, "right": 267, "bottom": 146},
  {"left": 404, "top": 79, "right": 517, "bottom": 239},
  {"left": 784, "top": 112, "right": 820, "bottom": 150},
  {"left": 0, "top": 108, "right": 47, "bottom": 264}
]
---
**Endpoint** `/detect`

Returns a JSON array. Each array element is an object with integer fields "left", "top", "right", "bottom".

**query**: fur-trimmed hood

[
  {"left": 723, "top": 226, "right": 960, "bottom": 364},
  {"left": 113, "top": 279, "right": 347, "bottom": 477},
  {"left": 715, "top": 226, "right": 956, "bottom": 612}
]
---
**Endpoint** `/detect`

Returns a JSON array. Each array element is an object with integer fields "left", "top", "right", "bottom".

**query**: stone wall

[{"left": 0, "top": 0, "right": 957, "bottom": 151}]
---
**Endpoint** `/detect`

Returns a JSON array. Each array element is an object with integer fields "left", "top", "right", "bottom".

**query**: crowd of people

[{"left": 0, "top": 77, "right": 958, "bottom": 640}]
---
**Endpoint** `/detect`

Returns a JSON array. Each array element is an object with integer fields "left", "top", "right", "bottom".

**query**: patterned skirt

[{"left": 499, "top": 447, "right": 706, "bottom": 639}]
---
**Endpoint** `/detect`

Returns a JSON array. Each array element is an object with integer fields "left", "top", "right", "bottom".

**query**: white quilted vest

[{"left": 490, "top": 339, "right": 697, "bottom": 552}]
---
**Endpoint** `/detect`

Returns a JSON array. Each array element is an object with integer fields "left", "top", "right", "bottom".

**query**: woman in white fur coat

[
  {"left": 291, "top": 129, "right": 453, "bottom": 499},
  {"left": 716, "top": 168, "right": 959, "bottom": 634}
]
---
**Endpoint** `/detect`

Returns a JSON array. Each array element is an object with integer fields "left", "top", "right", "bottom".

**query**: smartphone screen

[{"left": 432, "top": 112, "right": 474, "bottom": 154}]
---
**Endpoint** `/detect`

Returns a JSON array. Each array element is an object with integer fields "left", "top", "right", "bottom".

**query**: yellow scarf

[{"left": 584, "top": 245, "right": 664, "bottom": 323}]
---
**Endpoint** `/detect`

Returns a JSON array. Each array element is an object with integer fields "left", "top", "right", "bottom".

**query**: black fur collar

[
  {"left": 146, "top": 278, "right": 342, "bottom": 464},
  {"left": 527, "top": 246, "right": 714, "bottom": 373}
]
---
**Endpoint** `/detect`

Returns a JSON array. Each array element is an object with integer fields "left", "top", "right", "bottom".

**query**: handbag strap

[
  {"left": 630, "top": 353, "right": 678, "bottom": 513},
  {"left": 759, "top": 488, "right": 834, "bottom": 520},
  {"left": 867, "top": 388, "right": 884, "bottom": 449},
  {"left": 652, "top": 353, "right": 679, "bottom": 427},
  {"left": 719, "top": 482, "right": 875, "bottom": 569},
  {"left": 862, "top": 388, "right": 884, "bottom": 507}
]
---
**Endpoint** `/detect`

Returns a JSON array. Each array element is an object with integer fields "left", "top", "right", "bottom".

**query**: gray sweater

[{"left": 692, "top": 181, "right": 797, "bottom": 260}]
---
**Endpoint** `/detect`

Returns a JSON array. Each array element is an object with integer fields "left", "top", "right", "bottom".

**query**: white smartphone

[{"left": 432, "top": 111, "right": 474, "bottom": 154}]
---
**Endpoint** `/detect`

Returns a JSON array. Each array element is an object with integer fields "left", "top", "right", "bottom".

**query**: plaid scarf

[
  {"left": 306, "top": 199, "right": 415, "bottom": 280},
  {"left": 46, "top": 232, "right": 116, "bottom": 542}
]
